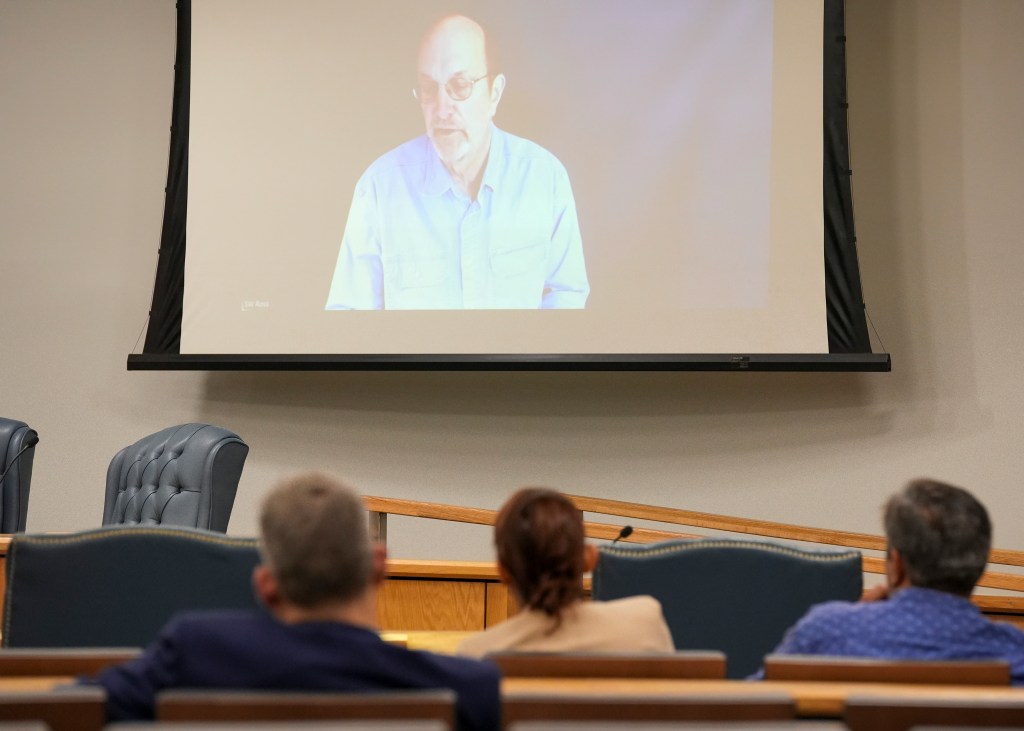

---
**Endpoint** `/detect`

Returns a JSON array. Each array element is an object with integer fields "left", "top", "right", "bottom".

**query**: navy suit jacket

[{"left": 90, "top": 610, "right": 501, "bottom": 730}]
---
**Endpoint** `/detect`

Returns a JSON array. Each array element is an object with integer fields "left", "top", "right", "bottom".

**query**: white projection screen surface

[{"left": 177, "top": 0, "right": 835, "bottom": 358}]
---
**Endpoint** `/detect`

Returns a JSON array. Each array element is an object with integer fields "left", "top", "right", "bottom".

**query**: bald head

[{"left": 419, "top": 15, "right": 492, "bottom": 76}]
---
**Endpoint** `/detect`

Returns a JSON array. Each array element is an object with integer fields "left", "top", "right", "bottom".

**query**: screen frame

[{"left": 128, "top": 0, "right": 889, "bottom": 373}]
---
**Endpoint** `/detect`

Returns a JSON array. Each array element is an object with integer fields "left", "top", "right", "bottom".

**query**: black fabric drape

[
  {"left": 143, "top": 0, "right": 189, "bottom": 354},
  {"left": 823, "top": 0, "right": 871, "bottom": 353}
]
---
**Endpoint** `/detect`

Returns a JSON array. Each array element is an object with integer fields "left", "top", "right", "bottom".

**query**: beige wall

[{"left": 1, "top": 0, "right": 1022, "bottom": 561}]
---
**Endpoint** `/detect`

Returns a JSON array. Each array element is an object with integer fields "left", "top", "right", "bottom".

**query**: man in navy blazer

[{"left": 89, "top": 472, "right": 501, "bottom": 730}]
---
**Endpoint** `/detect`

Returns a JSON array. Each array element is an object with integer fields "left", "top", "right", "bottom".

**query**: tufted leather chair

[
  {"left": 0, "top": 417, "right": 38, "bottom": 532},
  {"left": 593, "top": 538, "right": 863, "bottom": 679},
  {"left": 102, "top": 423, "right": 248, "bottom": 533}
]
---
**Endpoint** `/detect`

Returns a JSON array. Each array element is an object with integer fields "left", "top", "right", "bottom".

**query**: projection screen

[{"left": 129, "top": 0, "right": 888, "bottom": 371}]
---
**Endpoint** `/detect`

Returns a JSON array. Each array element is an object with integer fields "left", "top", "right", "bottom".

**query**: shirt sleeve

[
  {"left": 541, "top": 164, "right": 590, "bottom": 309},
  {"left": 89, "top": 617, "right": 185, "bottom": 721},
  {"left": 748, "top": 603, "right": 841, "bottom": 680},
  {"left": 325, "top": 174, "right": 384, "bottom": 310},
  {"left": 770, "top": 603, "right": 840, "bottom": 657}
]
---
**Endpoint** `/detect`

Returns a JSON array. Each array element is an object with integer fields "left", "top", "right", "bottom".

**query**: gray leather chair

[
  {"left": 0, "top": 418, "right": 38, "bottom": 533},
  {"left": 592, "top": 538, "right": 863, "bottom": 679},
  {"left": 2, "top": 526, "right": 261, "bottom": 647},
  {"left": 103, "top": 423, "right": 248, "bottom": 532}
]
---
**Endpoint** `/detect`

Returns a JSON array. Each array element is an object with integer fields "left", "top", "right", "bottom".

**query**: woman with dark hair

[{"left": 456, "top": 487, "right": 673, "bottom": 657}]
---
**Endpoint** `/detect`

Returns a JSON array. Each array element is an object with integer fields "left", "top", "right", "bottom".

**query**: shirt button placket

[{"left": 461, "top": 201, "right": 485, "bottom": 308}]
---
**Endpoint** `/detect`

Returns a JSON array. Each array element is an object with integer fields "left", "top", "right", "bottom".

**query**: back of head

[
  {"left": 495, "top": 487, "right": 586, "bottom": 621},
  {"left": 884, "top": 478, "right": 991, "bottom": 596},
  {"left": 259, "top": 472, "right": 372, "bottom": 607}
]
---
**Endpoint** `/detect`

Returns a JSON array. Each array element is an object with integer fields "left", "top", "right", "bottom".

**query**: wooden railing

[
  {"left": 363, "top": 496, "right": 697, "bottom": 546},
  {"left": 363, "top": 495, "right": 1024, "bottom": 595}
]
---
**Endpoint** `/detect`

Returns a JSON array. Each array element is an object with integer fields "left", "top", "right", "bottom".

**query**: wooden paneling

[
  {"left": 376, "top": 579, "right": 486, "bottom": 632},
  {"left": 485, "top": 582, "right": 518, "bottom": 627}
]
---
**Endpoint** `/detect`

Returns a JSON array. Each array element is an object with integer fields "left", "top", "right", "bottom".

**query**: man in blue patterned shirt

[{"left": 761, "top": 478, "right": 1024, "bottom": 683}]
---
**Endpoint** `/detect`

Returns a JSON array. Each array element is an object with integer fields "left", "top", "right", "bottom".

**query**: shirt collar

[
  {"left": 891, "top": 586, "right": 980, "bottom": 613},
  {"left": 421, "top": 124, "right": 505, "bottom": 197}
]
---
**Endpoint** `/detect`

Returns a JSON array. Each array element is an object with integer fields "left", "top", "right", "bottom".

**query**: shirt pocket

[{"left": 490, "top": 241, "right": 546, "bottom": 278}]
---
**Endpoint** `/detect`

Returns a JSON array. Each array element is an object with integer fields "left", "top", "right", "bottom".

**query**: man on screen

[{"left": 325, "top": 15, "right": 589, "bottom": 310}]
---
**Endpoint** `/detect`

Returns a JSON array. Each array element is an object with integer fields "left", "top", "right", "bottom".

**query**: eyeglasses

[{"left": 413, "top": 75, "right": 488, "bottom": 104}]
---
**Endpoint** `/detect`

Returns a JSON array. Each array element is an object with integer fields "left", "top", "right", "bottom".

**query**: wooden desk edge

[
  {"left": 1, "top": 675, "right": 1023, "bottom": 719},
  {"left": 384, "top": 559, "right": 501, "bottom": 581},
  {"left": 501, "top": 678, "right": 1024, "bottom": 718}
]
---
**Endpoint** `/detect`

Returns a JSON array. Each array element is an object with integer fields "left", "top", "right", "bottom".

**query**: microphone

[
  {"left": 0, "top": 432, "right": 39, "bottom": 486},
  {"left": 612, "top": 525, "right": 633, "bottom": 544}
]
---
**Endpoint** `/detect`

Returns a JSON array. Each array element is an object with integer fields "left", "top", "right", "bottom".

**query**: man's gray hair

[
  {"left": 259, "top": 472, "right": 372, "bottom": 607},
  {"left": 884, "top": 478, "right": 991, "bottom": 596}
]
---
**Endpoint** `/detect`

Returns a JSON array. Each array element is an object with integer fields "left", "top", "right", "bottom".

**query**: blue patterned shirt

[
  {"left": 762, "top": 587, "right": 1024, "bottom": 684},
  {"left": 325, "top": 125, "right": 589, "bottom": 310}
]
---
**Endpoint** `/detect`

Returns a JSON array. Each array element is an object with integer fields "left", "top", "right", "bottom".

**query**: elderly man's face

[{"left": 417, "top": 18, "right": 504, "bottom": 174}]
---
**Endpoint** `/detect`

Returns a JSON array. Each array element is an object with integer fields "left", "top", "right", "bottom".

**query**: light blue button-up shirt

[{"left": 325, "top": 126, "right": 589, "bottom": 310}]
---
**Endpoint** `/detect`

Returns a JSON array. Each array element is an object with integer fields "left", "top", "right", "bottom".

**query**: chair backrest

[
  {"left": 502, "top": 692, "right": 795, "bottom": 726},
  {"left": 111, "top": 723, "right": 450, "bottom": 731},
  {"left": 0, "top": 418, "right": 38, "bottom": 533},
  {"left": 764, "top": 655, "right": 1011, "bottom": 685},
  {"left": 0, "top": 722, "right": 51, "bottom": 731},
  {"left": 2, "top": 527, "right": 260, "bottom": 648},
  {"left": 103, "top": 423, "right": 248, "bottom": 532},
  {"left": 157, "top": 689, "right": 456, "bottom": 728},
  {"left": 0, "top": 688, "right": 106, "bottom": 731},
  {"left": 0, "top": 648, "right": 141, "bottom": 676},
  {"left": 592, "top": 538, "right": 863, "bottom": 679},
  {"left": 844, "top": 694, "right": 1024, "bottom": 731},
  {"left": 508, "top": 723, "right": 847, "bottom": 731},
  {"left": 488, "top": 652, "right": 726, "bottom": 679}
]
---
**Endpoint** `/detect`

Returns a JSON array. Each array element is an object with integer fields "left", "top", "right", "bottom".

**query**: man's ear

[
  {"left": 370, "top": 542, "right": 388, "bottom": 587},
  {"left": 252, "top": 564, "right": 281, "bottom": 608},
  {"left": 489, "top": 73, "right": 506, "bottom": 113},
  {"left": 583, "top": 544, "right": 599, "bottom": 573},
  {"left": 886, "top": 547, "right": 909, "bottom": 589}
]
